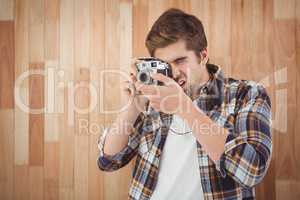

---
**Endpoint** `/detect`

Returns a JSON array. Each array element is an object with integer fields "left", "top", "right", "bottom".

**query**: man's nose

[{"left": 170, "top": 64, "right": 180, "bottom": 78}]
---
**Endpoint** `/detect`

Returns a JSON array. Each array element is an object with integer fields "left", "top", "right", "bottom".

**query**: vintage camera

[{"left": 136, "top": 57, "right": 172, "bottom": 85}]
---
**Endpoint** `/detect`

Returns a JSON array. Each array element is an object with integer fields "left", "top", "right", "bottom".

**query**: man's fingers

[
  {"left": 143, "top": 94, "right": 160, "bottom": 102},
  {"left": 130, "top": 73, "right": 137, "bottom": 82},
  {"left": 122, "top": 81, "right": 135, "bottom": 94},
  {"left": 149, "top": 100, "right": 161, "bottom": 110},
  {"left": 150, "top": 73, "right": 173, "bottom": 84},
  {"left": 130, "top": 58, "right": 139, "bottom": 77},
  {"left": 135, "top": 82, "right": 160, "bottom": 95},
  {"left": 130, "top": 65, "right": 137, "bottom": 76}
]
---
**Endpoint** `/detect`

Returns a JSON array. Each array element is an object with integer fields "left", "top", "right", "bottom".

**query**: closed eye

[{"left": 173, "top": 57, "right": 187, "bottom": 65}]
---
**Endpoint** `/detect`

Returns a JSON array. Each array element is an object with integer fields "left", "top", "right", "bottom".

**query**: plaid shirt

[{"left": 97, "top": 64, "right": 272, "bottom": 200}]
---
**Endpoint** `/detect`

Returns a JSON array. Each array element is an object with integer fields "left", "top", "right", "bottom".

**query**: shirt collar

[{"left": 193, "top": 63, "right": 225, "bottom": 112}]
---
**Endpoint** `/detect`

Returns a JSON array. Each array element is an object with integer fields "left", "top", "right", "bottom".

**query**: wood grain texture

[
  {"left": 103, "top": 0, "right": 123, "bottom": 199},
  {"left": 44, "top": 0, "right": 60, "bottom": 143},
  {"left": 133, "top": 0, "right": 149, "bottom": 57},
  {"left": 0, "top": 110, "right": 14, "bottom": 200},
  {"left": 1, "top": 0, "right": 299, "bottom": 199},
  {"left": 273, "top": 13, "right": 299, "bottom": 198},
  {"left": 14, "top": 0, "right": 30, "bottom": 165},
  {"left": 88, "top": 0, "right": 105, "bottom": 200},
  {"left": 0, "top": 21, "right": 14, "bottom": 109},
  {"left": 74, "top": 68, "right": 90, "bottom": 200},
  {"left": 29, "top": 62, "right": 45, "bottom": 166},
  {"left": 58, "top": 0, "right": 75, "bottom": 199},
  {"left": 0, "top": 0, "right": 14, "bottom": 20},
  {"left": 28, "top": 0, "right": 45, "bottom": 168},
  {"left": 29, "top": 166, "right": 44, "bottom": 200},
  {"left": 14, "top": 165, "right": 29, "bottom": 200},
  {"left": 45, "top": 0, "right": 60, "bottom": 61},
  {"left": 29, "top": 0, "right": 44, "bottom": 63},
  {"left": 295, "top": 0, "right": 300, "bottom": 184},
  {"left": 44, "top": 142, "right": 59, "bottom": 200},
  {"left": 73, "top": 0, "right": 91, "bottom": 199},
  {"left": 118, "top": 1, "right": 134, "bottom": 198}
]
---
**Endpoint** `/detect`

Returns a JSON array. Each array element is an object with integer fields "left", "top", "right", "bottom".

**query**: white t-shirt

[{"left": 150, "top": 114, "right": 204, "bottom": 200}]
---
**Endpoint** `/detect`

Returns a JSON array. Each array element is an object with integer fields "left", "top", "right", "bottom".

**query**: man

[{"left": 97, "top": 8, "right": 272, "bottom": 200}]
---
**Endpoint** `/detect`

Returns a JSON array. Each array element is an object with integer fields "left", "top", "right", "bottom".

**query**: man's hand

[
  {"left": 121, "top": 60, "right": 149, "bottom": 114},
  {"left": 135, "top": 73, "right": 193, "bottom": 114}
]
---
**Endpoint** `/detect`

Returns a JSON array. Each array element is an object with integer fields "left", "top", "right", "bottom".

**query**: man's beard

[
  {"left": 173, "top": 70, "right": 207, "bottom": 100},
  {"left": 184, "top": 83, "right": 197, "bottom": 100},
  {"left": 174, "top": 72, "right": 195, "bottom": 99},
  {"left": 184, "top": 79, "right": 208, "bottom": 100}
]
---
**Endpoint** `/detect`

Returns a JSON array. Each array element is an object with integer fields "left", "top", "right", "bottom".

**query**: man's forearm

[
  {"left": 103, "top": 106, "right": 140, "bottom": 156},
  {"left": 179, "top": 100, "right": 228, "bottom": 162}
]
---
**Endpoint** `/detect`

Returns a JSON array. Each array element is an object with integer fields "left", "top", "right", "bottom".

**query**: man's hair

[{"left": 145, "top": 8, "right": 207, "bottom": 58}]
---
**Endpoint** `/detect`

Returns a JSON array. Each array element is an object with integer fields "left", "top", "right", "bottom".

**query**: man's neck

[{"left": 187, "top": 68, "right": 211, "bottom": 100}]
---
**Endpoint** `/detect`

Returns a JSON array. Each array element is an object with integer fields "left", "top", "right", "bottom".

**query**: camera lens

[{"left": 139, "top": 72, "right": 149, "bottom": 83}]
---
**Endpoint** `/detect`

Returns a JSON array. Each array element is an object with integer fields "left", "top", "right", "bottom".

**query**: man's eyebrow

[{"left": 171, "top": 56, "right": 187, "bottom": 63}]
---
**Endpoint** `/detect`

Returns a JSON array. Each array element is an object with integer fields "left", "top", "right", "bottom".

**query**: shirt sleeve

[
  {"left": 215, "top": 83, "right": 272, "bottom": 188},
  {"left": 97, "top": 112, "right": 145, "bottom": 172}
]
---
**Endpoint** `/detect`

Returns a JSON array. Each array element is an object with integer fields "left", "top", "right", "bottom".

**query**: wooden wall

[{"left": 0, "top": 0, "right": 299, "bottom": 199}]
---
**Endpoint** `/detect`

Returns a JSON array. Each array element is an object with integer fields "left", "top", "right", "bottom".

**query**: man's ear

[{"left": 200, "top": 49, "right": 209, "bottom": 64}]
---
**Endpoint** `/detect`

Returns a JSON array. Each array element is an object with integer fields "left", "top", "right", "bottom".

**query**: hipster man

[{"left": 97, "top": 8, "right": 272, "bottom": 200}]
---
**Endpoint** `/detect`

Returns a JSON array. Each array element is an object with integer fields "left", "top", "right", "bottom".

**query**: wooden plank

[
  {"left": 148, "top": 0, "right": 169, "bottom": 30},
  {"left": 59, "top": 188, "right": 74, "bottom": 200},
  {"left": 74, "top": 0, "right": 90, "bottom": 69},
  {"left": 0, "top": 110, "right": 14, "bottom": 200},
  {"left": 295, "top": 0, "right": 300, "bottom": 183},
  {"left": 190, "top": 0, "right": 232, "bottom": 75},
  {"left": 88, "top": 0, "right": 105, "bottom": 200},
  {"left": 58, "top": 88, "right": 75, "bottom": 200},
  {"left": 44, "top": 0, "right": 60, "bottom": 143},
  {"left": 230, "top": 0, "right": 256, "bottom": 80},
  {"left": 73, "top": 0, "right": 91, "bottom": 199},
  {"left": 74, "top": 68, "right": 90, "bottom": 200},
  {"left": 14, "top": 165, "right": 29, "bottom": 200},
  {"left": 45, "top": 0, "right": 60, "bottom": 61},
  {"left": 29, "top": 62, "right": 45, "bottom": 166},
  {"left": 104, "top": 0, "right": 121, "bottom": 138},
  {"left": 190, "top": 0, "right": 209, "bottom": 31},
  {"left": 29, "top": 166, "right": 44, "bottom": 200},
  {"left": 59, "top": 0, "right": 75, "bottom": 199},
  {"left": 28, "top": 0, "right": 44, "bottom": 167},
  {"left": 256, "top": 160, "right": 276, "bottom": 200},
  {"left": 0, "top": 0, "right": 14, "bottom": 20},
  {"left": 118, "top": 0, "right": 134, "bottom": 198},
  {"left": 44, "top": 142, "right": 59, "bottom": 200},
  {"left": 133, "top": 0, "right": 149, "bottom": 57},
  {"left": 29, "top": 0, "right": 44, "bottom": 63},
  {"left": 208, "top": 0, "right": 231, "bottom": 75},
  {"left": 103, "top": 0, "right": 124, "bottom": 200},
  {"left": 274, "top": 0, "right": 295, "bottom": 19},
  {"left": 276, "top": 180, "right": 300, "bottom": 199},
  {"left": 0, "top": 21, "right": 14, "bottom": 109},
  {"left": 59, "top": 0, "right": 75, "bottom": 81},
  {"left": 270, "top": 0, "right": 298, "bottom": 198},
  {"left": 274, "top": 19, "right": 297, "bottom": 181},
  {"left": 167, "top": 0, "right": 191, "bottom": 11},
  {"left": 14, "top": 0, "right": 29, "bottom": 166}
]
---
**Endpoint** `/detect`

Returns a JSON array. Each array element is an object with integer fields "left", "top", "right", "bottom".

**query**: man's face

[{"left": 154, "top": 40, "right": 210, "bottom": 96}]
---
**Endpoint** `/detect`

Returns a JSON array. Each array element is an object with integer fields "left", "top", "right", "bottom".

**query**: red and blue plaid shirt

[{"left": 97, "top": 64, "right": 272, "bottom": 200}]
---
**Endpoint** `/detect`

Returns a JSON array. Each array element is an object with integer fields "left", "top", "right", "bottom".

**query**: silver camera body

[{"left": 136, "top": 57, "right": 172, "bottom": 85}]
